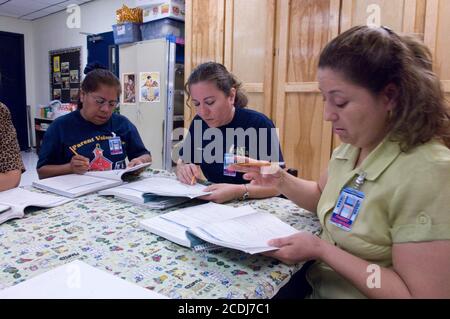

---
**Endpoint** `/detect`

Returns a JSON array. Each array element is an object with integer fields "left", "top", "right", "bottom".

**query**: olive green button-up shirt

[{"left": 307, "top": 137, "right": 450, "bottom": 299}]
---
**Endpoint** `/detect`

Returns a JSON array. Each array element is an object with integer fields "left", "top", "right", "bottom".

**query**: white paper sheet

[{"left": 0, "top": 260, "right": 168, "bottom": 299}]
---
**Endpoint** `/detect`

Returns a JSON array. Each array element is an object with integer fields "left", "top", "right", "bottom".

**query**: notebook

[
  {"left": 98, "top": 176, "right": 211, "bottom": 209},
  {"left": 0, "top": 188, "right": 72, "bottom": 224},
  {"left": 139, "top": 202, "right": 300, "bottom": 254},
  {"left": 84, "top": 162, "right": 151, "bottom": 181},
  {"left": 0, "top": 260, "right": 168, "bottom": 299},
  {"left": 32, "top": 162, "right": 151, "bottom": 198}
]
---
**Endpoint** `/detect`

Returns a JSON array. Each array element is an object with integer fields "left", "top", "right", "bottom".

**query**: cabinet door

[
  {"left": 119, "top": 40, "right": 168, "bottom": 169},
  {"left": 223, "top": 0, "right": 276, "bottom": 116},
  {"left": 423, "top": 0, "right": 450, "bottom": 101},
  {"left": 273, "top": 0, "right": 339, "bottom": 180},
  {"left": 341, "top": 0, "right": 422, "bottom": 33},
  {"left": 185, "top": 0, "right": 225, "bottom": 126}
]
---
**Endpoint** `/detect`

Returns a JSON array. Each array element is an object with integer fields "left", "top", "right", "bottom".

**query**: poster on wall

[
  {"left": 70, "top": 70, "right": 79, "bottom": 83},
  {"left": 49, "top": 47, "right": 81, "bottom": 104},
  {"left": 122, "top": 73, "right": 136, "bottom": 104},
  {"left": 53, "top": 89, "right": 61, "bottom": 100},
  {"left": 139, "top": 72, "right": 160, "bottom": 103},
  {"left": 53, "top": 72, "right": 61, "bottom": 85},
  {"left": 70, "top": 89, "right": 79, "bottom": 102},
  {"left": 53, "top": 56, "right": 60, "bottom": 72}
]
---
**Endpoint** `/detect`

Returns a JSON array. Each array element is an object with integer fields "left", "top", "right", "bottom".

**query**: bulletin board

[{"left": 49, "top": 47, "right": 82, "bottom": 103}]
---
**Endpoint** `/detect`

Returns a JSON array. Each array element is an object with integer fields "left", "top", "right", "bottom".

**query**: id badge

[
  {"left": 109, "top": 136, "right": 123, "bottom": 155},
  {"left": 329, "top": 187, "right": 365, "bottom": 232},
  {"left": 223, "top": 152, "right": 236, "bottom": 177}
]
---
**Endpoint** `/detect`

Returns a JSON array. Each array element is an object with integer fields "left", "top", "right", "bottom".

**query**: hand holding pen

[
  {"left": 229, "top": 156, "right": 285, "bottom": 188},
  {"left": 69, "top": 148, "right": 90, "bottom": 174},
  {"left": 175, "top": 162, "right": 202, "bottom": 185}
]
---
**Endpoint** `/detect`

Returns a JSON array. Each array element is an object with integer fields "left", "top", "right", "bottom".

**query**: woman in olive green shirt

[{"left": 232, "top": 26, "right": 450, "bottom": 298}]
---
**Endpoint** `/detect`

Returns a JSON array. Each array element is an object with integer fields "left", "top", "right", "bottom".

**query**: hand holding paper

[{"left": 262, "top": 231, "right": 322, "bottom": 265}]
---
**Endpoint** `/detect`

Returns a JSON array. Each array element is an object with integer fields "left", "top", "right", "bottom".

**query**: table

[{"left": 0, "top": 169, "right": 321, "bottom": 299}]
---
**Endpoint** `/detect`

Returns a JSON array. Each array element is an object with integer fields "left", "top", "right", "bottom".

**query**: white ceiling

[{"left": 0, "top": 0, "right": 94, "bottom": 21}]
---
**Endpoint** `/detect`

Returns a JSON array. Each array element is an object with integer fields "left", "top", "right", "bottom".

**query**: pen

[
  {"left": 69, "top": 148, "right": 79, "bottom": 156},
  {"left": 234, "top": 161, "right": 285, "bottom": 167},
  {"left": 190, "top": 175, "right": 196, "bottom": 185}
]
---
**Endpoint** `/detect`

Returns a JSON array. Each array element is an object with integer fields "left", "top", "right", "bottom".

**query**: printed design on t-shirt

[
  {"left": 70, "top": 135, "right": 119, "bottom": 153},
  {"left": 114, "top": 160, "right": 126, "bottom": 170},
  {"left": 89, "top": 143, "right": 113, "bottom": 171}
]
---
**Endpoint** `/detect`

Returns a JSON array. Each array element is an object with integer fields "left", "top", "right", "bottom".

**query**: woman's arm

[
  {"left": 200, "top": 183, "right": 280, "bottom": 204},
  {"left": 37, "top": 155, "right": 90, "bottom": 179},
  {"left": 267, "top": 233, "right": 450, "bottom": 298},
  {"left": 232, "top": 161, "right": 327, "bottom": 213},
  {"left": 0, "top": 170, "right": 21, "bottom": 191},
  {"left": 128, "top": 154, "right": 152, "bottom": 167},
  {"left": 37, "top": 163, "right": 73, "bottom": 179},
  {"left": 276, "top": 169, "right": 327, "bottom": 213}
]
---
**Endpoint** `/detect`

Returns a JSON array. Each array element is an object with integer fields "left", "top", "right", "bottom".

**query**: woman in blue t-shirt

[
  {"left": 37, "top": 66, "right": 151, "bottom": 179},
  {"left": 176, "top": 62, "right": 284, "bottom": 203}
]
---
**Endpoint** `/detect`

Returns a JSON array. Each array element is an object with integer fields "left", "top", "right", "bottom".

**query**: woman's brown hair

[
  {"left": 185, "top": 62, "right": 248, "bottom": 109},
  {"left": 319, "top": 25, "right": 450, "bottom": 151}
]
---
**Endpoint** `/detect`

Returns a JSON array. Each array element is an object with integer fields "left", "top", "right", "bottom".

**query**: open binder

[{"left": 139, "top": 202, "right": 300, "bottom": 254}]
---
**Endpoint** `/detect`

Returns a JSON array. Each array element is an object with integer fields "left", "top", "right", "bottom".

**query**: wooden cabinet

[{"left": 185, "top": 0, "right": 450, "bottom": 180}]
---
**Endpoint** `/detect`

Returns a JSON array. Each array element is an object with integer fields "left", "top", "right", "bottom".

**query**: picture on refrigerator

[
  {"left": 122, "top": 73, "right": 136, "bottom": 104},
  {"left": 139, "top": 72, "right": 160, "bottom": 103}
]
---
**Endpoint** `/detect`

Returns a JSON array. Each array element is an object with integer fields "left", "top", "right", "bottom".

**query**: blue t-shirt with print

[
  {"left": 180, "top": 107, "right": 284, "bottom": 184},
  {"left": 37, "top": 110, "right": 150, "bottom": 170}
]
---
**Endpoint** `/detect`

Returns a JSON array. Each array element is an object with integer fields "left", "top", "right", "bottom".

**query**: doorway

[
  {"left": 87, "top": 31, "right": 119, "bottom": 77},
  {"left": 0, "top": 31, "right": 28, "bottom": 150}
]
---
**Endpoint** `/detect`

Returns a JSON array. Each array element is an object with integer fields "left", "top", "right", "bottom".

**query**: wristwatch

[{"left": 241, "top": 184, "right": 250, "bottom": 200}]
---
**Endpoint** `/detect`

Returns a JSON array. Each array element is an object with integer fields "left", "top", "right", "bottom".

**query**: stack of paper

[
  {"left": 32, "top": 163, "right": 151, "bottom": 198},
  {"left": 140, "top": 202, "right": 300, "bottom": 254},
  {"left": 0, "top": 188, "right": 72, "bottom": 224},
  {"left": 99, "top": 177, "right": 211, "bottom": 209}
]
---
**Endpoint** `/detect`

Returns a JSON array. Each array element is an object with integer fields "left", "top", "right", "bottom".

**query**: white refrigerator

[{"left": 119, "top": 37, "right": 184, "bottom": 170}]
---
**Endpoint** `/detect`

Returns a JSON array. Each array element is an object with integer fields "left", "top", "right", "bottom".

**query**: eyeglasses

[{"left": 88, "top": 93, "right": 119, "bottom": 108}]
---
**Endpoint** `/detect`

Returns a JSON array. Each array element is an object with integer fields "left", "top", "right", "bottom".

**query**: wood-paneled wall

[
  {"left": 184, "top": 0, "right": 225, "bottom": 122},
  {"left": 185, "top": 0, "right": 450, "bottom": 181},
  {"left": 274, "top": 0, "right": 338, "bottom": 180}
]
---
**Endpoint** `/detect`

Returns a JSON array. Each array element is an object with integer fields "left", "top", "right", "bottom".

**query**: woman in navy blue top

[
  {"left": 37, "top": 67, "right": 151, "bottom": 179},
  {"left": 177, "top": 62, "right": 284, "bottom": 203}
]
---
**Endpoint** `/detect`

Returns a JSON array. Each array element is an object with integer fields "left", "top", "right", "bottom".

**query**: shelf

[{"left": 173, "top": 115, "right": 184, "bottom": 121}]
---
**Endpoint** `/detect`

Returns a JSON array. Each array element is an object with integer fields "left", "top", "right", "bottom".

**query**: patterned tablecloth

[{"left": 0, "top": 169, "right": 321, "bottom": 299}]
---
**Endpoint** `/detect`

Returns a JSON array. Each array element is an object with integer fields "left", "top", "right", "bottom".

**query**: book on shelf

[
  {"left": 139, "top": 202, "right": 300, "bottom": 254},
  {"left": 0, "top": 260, "right": 167, "bottom": 299},
  {"left": 0, "top": 188, "right": 72, "bottom": 224},
  {"left": 32, "top": 162, "right": 151, "bottom": 198},
  {"left": 98, "top": 176, "right": 211, "bottom": 209}
]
